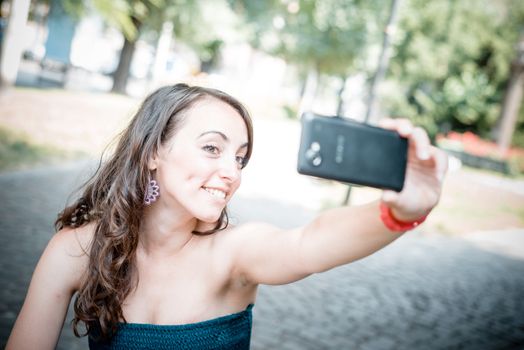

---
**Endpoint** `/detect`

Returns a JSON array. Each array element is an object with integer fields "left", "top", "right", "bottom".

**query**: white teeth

[{"left": 203, "top": 187, "right": 226, "bottom": 199}]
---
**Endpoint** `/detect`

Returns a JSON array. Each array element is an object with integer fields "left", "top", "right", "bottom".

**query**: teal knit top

[{"left": 88, "top": 304, "right": 253, "bottom": 350}]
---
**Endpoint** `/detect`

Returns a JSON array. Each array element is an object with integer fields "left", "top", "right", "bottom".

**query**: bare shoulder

[
  {"left": 213, "top": 221, "right": 308, "bottom": 285},
  {"left": 213, "top": 221, "right": 290, "bottom": 259},
  {"left": 43, "top": 222, "right": 96, "bottom": 291},
  {"left": 206, "top": 223, "right": 279, "bottom": 287},
  {"left": 220, "top": 222, "right": 281, "bottom": 241},
  {"left": 206, "top": 222, "right": 278, "bottom": 261},
  {"left": 51, "top": 222, "right": 95, "bottom": 258},
  {"left": 5, "top": 223, "right": 97, "bottom": 349}
]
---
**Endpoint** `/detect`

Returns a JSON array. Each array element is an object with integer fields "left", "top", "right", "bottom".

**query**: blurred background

[
  {"left": 1, "top": 0, "right": 524, "bottom": 349},
  {"left": 1, "top": 0, "right": 523, "bottom": 245}
]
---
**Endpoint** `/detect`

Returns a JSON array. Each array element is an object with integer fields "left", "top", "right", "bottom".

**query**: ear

[{"left": 148, "top": 151, "right": 160, "bottom": 170}]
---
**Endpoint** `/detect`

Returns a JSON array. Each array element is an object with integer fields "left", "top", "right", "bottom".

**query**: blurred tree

[
  {"left": 63, "top": 0, "right": 231, "bottom": 93},
  {"left": 364, "top": 0, "right": 401, "bottom": 124},
  {"left": 59, "top": 0, "right": 221, "bottom": 93},
  {"left": 100, "top": 0, "right": 165, "bottom": 93},
  {"left": 495, "top": 34, "right": 524, "bottom": 153},
  {"left": 58, "top": 0, "right": 161, "bottom": 93},
  {"left": 199, "top": 39, "right": 224, "bottom": 73},
  {"left": 0, "top": 0, "right": 31, "bottom": 87},
  {"left": 156, "top": 0, "right": 236, "bottom": 74},
  {"left": 230, "top": 0, "right": 387, "bottom": 115},
  {"left": 385, "top": 0, "right": 524, "bottom": 146}
]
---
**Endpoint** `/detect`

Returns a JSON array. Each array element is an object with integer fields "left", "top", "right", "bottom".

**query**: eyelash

[
  {"left": 202, "top": 144, "right": 219, "bottom": 155},
  {"left": 202, "top": 144, "right": 246, "bottom": 168}
]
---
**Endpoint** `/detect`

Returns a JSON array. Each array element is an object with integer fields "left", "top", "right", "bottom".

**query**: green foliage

[
  {"left": 91, "top": 0, "right": 138, "bottom": 39},
  {"left": 57, "top": 0, "right": 154, "bottom": 40},
  {"left": 142, "top": 0, "right": 196, "bottom": 33},
  {"left": 87, "top": 0, "right": 231, "bottom": 66},
  {"left": 512, "top": 106, "right": 524, "bottom": 147},
  {"left": 231, "top": 0, "right": 387, "bottom": 75},
  {"left": 385, "top": 0, "right": 524, "bottom": 142},
  {"left": 60, "top": 0, "right": 86, "bottom": 20},
  {"left": 0, "top": 127, "right": 70, "bottom": 171},
  {"left": 160, "top": 0, "right": 235, "bottom": 68},
  {"left": 282, "top": 104, "right": 298, "bottom": 120},
  {"left": 59, "top": 0, "right": 233, "bottom": 67},
  {"left": 199, "top": 39, "right": 224, "bottom": 72}
]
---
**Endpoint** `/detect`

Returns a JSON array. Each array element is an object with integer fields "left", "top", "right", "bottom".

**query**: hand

[{"left": 378, "top": 118, "right": 449, "bottom": 222}]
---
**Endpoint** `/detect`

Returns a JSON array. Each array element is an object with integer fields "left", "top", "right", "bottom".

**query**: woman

[{"left": 6, "top": 83, "right": 447, "bottom": 349}]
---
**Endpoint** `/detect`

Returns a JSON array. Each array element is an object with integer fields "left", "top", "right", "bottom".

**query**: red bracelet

[{"left": 379, "top": 201, "right": 428, "bottom": 232}]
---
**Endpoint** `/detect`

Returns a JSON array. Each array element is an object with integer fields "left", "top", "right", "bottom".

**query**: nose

[{"left": 218, "top": 155, "right": 241, "bottom": 183}]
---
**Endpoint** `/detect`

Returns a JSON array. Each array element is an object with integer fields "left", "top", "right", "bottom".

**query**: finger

[
  {"left": 431, "top": 147, "right": 449, "bottom": 182},
  {"left": 396, "top": 119, "right": 414, "bottom": 137},
  {"left": 411, "top": 127, "right": 431, "bottom": 161},
  {"left": 379, "top": 118, "right": 413, "bottom": 137},
  {"left": 381, "top": 189, "right": 400, "bottom": 204},
  {"left": 378, "top": 117, "right": 395, "bottom": 129}
]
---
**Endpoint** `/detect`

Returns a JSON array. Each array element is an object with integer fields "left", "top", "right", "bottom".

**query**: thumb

[{"left": 381, "top": 190, "right": 399, "bottom": 204}]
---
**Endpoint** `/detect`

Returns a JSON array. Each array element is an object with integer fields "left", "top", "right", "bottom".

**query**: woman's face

[{"left": 150, "top": 98, "right": 249, "bottom": 223}]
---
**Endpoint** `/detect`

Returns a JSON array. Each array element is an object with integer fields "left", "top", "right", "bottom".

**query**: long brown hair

[{"left": 55, "top": 84, "right": 254, "bottom": 339}]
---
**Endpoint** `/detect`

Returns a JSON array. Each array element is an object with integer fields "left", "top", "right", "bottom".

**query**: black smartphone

[{"left": 297, "top": 112, "right": 408, "bottom": 192}]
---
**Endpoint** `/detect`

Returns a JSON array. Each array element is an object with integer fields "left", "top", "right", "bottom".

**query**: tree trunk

[
  {"left": 336, "top": 75, "right": 347, "bottom": 116},
  {"left": 111, "top": 37, "right": 137, "bottom": 94},
  {"left": 364, "top": 0, "right": 402, "bottom": 125},
  {"left": 150, "top": 21, "right": 173, "bottom": 87},
  {"left": 297, "top": 65, "right": 318, "bottom": 118},
  {"left": 494, "top": 38, "right": 524, "bottom": 155},
  {"left": 0, "top": 0, "right": 31, "bottom": 88},
  {"left": 111, "top": 18, "right": 141, "bottom": 94}
]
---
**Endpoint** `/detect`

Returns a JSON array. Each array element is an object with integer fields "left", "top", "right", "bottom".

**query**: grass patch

[
  {"left": 461, "top": 164, "right": 524, "bottom": 180},
  {"left": 502, "top": 204, "right": 524, "bottom": 224},
  {"left": 0, "top": 127, "right": 85, "bottom": 171}
]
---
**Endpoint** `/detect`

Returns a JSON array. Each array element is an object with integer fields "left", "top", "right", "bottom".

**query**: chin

[{"left": 196, "top": 210, "right": 223, "bottom": 224}]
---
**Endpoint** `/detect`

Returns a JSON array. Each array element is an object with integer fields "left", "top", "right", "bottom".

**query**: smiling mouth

[{"left": 202, "top": 187, "right": 227, "bottom": 199}]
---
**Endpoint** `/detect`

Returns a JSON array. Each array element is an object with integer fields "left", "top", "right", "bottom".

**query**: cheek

[
  {"left": 159, "top": 156, "right": 215, "bottom": 192},
  {"left": 156, "top": 166, "right": 182, "bottom": 196},
  {"left": 227, "top": 176, "right": 242, "bottom": 199},
  {"left": 185, "top": 159, "right": 217, "bottom": 184}
]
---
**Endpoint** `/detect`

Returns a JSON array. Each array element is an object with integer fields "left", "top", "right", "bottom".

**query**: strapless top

[{"left": 88, "top": 304, "right": 253, "bottom": 350}]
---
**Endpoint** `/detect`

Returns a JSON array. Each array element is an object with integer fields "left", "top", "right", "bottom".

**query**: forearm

[
  {"left": 298, "top": 200, "right": 404, "bottom": 274},
  {"left": 6, "top": 305, "right": 66, "bottom": 350},
  {"left": 7, "top": 229, "right": 83, "bottom": 350}
]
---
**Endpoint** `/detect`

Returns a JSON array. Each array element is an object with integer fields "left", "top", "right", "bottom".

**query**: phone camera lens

[
  {"left": 306, "top": 142, "right": 322, "bottom": 166},
  {"left": 305, "top": 149, "right": 316, "bottom": 159}
]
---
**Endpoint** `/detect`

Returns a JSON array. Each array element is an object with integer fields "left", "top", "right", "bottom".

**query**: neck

[{"left": 139, "top": 202, "right": 198, "bottom": 258}]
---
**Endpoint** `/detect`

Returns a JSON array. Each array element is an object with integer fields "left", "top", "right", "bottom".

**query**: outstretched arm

[
  {"left": 232, "top": 118, "right": 448, "bottom": 285},
  {"left": 6, "top": 227, "right": 90, "bottom": 350}
]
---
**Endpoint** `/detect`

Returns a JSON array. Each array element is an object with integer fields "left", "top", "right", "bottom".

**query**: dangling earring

[{"left": 144, "top": 178, "right": 160, "bottom": 205}]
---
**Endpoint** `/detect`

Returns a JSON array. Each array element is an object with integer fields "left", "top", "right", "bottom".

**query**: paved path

[{"left": 1, "top": 162, "right": 523, "bottom": 349}]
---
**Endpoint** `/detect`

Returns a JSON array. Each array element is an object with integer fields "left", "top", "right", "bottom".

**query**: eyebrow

[{"left": 198, "top": 131, "right": 249, "bottom": 149}]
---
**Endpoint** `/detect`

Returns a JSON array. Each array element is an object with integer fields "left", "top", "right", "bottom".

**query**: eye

[
  {"left": 236, "top": 156, "right": 247, "bottom": 168},
  {"left": 202, "top": 144, "right": 220, "bottom": 155}
]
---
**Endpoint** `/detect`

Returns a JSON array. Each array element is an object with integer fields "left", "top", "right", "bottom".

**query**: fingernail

[
  {"left": 400, "top": 126, "right": 412, "bottom": 134},
  {"left": 418, "top": 150, "right": 429, "bottom": 160}
]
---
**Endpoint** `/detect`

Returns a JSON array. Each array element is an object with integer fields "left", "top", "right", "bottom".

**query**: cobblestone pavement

[{"left": 1, "top": 162, "right": 523, "bottom": 349}]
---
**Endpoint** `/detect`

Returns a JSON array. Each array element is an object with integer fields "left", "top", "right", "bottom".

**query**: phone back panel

[{"left": 297, "top": 113, "right": 408, "bottom": 191}]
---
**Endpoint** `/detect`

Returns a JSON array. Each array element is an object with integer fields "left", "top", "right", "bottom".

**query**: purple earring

[{"left": 144, "top": 179, "right": 160, "bottom": 205}]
